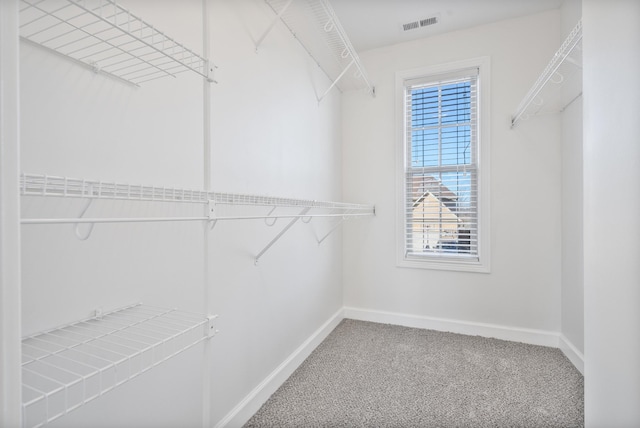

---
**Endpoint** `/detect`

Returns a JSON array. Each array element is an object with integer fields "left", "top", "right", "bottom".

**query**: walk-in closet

[{"left": 1, "top": 0, "right": 638, "bottom": 427}]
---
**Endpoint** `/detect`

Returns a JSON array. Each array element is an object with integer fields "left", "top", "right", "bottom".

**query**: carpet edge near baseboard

[
  {"left": 214, "top": 308, "right": 345, "bottom": 428},
  {"left": 216, "top": 306, "right": 584, "bottom": 428},
  {"left": 344, "top": 306, "right": 584, "bottom": 374}
]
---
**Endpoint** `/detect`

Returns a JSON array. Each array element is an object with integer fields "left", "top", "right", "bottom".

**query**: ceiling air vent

[
  {"left": 420, "top": 17, "right": 438, "bottom": 27},
  {"left": 402, "top": 16, "right": 439, "bottom": 32},
  {"left": 403, "top": 21, "right": 421, "bottom": 32}
]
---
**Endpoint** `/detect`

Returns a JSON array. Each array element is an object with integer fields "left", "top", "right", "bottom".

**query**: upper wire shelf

[
  {"left": 21, "top": 304, "right": 211, "bottom": 428},
  {"left": 20, "top": 173, "right": 375, "bottom": 221},
  {"left": 20, "top": 173, "right": 375, "bottom": 262},
  {"left": 259, "top": 0, "right": 374, "bottom": 102},
  {"left": 20, "top": 173, "right": 210, "bottom": 204},
  {"left": 511, "top": 19, "right": 582, "bottom": 127},
  {"left": 19, "top": 0, "right": 214, "bottom": 86}
]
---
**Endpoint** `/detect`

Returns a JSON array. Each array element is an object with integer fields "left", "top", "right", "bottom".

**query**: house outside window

[{"left": 396, "top": 58, "right": 490, "bottom": 272}]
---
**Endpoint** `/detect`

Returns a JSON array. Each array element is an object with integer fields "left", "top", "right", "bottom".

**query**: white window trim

[{"left": 395, "top": 57, "right": 491, "bottom": 273}]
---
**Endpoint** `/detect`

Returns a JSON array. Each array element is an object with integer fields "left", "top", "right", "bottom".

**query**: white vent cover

[{"left": 402, "top": 16, "right": 439, "bottom": 32}]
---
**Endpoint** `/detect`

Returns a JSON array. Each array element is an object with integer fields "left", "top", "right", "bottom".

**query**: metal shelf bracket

[
  {"left": 317, "top": 58, "right": 354, "bottom": 103},
  {"left": 73, "top": 195, "right": 95, "bottom": 241},
  {"left": 254, "top": 206, "right": 311, "bottom": 265},
  {"left": 206, "top": 315, "right": 219, "bottom": 338},
  {"left": 255, "top": 0, "right": 294, "bottom": 51},
  {"left": 260, "top": 0, "right": 374, "bottom": 100},
  {"left": 316, "top": 216, "right": 345, "bottom": 245}
]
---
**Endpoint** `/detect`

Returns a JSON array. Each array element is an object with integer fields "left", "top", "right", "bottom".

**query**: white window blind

[{"left": 403, "top": 68, "right": 479, "bottom": 262}]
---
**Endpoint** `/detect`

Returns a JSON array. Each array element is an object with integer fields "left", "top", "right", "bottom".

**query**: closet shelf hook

[{"left": 74, "top": 196, "right": 96, "bottom": 241}]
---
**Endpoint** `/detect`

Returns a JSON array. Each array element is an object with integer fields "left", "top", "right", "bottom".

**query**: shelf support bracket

[
  {"left": 74, "top": 187, "right": 96, "bottom": 240},
  {"left": 206, "top": 315, "right": 219, "bottom": 338},
  {"left": 317, "top": 58, "right": 354, "bottom": 103},
  {"left": 207, "top": 200, "right": 218, "bottom": 230},
  {"left": 255, "top": 206, "right": 311, "bottom": 265},
  {"left": 317, "top": 216, "right": 346, "bottom": 245},
  {"left": 255, "top": 0, "right": 294, "bottom": 51}
]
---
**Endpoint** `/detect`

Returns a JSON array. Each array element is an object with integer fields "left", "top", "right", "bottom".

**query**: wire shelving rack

[
  {"left": 13, "top": 2, "right": 375, "bottom": 426},
  {"left": 21, "top": 304, "right": 213, "bottom": 428},
  {"left": 20, "top": 173, "right": 375, "bottom": 262},
  {"left": 19, "top": 0, "right": 214, "bottom": 86},
  {"left": 259, "top": 0, "right": 374, "bottom": 102},
  {"left": 19, "top": 173, "right": 375, "bottom": 221},
  {"left": 511, "top": 19, "right": 582, "bottom": 127}
]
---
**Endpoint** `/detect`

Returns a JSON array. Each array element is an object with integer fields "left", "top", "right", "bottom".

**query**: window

[{"left": 396, "top": 58, "right": 490, "bottom": 272}]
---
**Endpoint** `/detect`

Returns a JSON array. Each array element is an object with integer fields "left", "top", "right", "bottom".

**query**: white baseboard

[
  {"left": 343, "top": 306, "right": 561, "bottom": 348},
  {"left": 558, "top": 334, "right": 584, "bottom": 375},
  {"left": 214, "top": 309, "right": 344, "bottom": 428},
  {"left": 344, "top": 307, "right": 584, "bottom": 373}
]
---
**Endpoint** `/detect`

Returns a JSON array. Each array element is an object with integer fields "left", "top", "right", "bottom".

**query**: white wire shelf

[
  {"left": 20, "top": 173, "right": 210, "bottom": 204},
  {"left": 20, "top": 173, "right": 375, "bottom": 222},
  {"left": 259, "top": 0, "right": 374, "bottom": 102},
  {"left": 20, "top": 173, "right": 374, "bottom": 259},
  {"left": 19, "top": 0, "right": 214, "bottom": 86},
  {"left": 511, "top": 19, "right": 582, "bottom": 127},
  {"left": 21, "top": 304, "right": 211, "bottom": 428}
]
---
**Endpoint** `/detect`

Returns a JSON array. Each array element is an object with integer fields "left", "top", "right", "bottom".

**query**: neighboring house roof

[
  {"left": 410, "top": 175, "right": 458, "bottom": 208},
  {"left": 411, "top": 192, "right": 460, "bottom": 250}
]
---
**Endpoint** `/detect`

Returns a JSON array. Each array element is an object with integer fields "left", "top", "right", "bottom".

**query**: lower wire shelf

[{"left": 21, "top": 304, "right": 210, "bottom": 428}]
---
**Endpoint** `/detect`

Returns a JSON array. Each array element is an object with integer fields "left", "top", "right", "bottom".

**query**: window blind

[{"left": 403, "top": 68, "right": 479, "bottom": 261}]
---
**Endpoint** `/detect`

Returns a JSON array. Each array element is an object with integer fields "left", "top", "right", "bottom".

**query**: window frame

[{"left": 395, "top": 57, "right": 491, "bottom": 273}]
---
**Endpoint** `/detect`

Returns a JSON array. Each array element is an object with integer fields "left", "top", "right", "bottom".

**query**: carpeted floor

[{"left": 245, "top": 319, "right": 584, "bottom": 428}]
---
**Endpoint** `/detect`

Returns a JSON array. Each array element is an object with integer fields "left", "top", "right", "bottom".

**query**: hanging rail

[
  {"left": 258, "top": 0, "right": 374, "bottom": 102},
  {"left": 19, "top": 0, "right": 215, "bottom": 86},
  {"left": 511, "top": 19, "right": 582, "bottom": 127}
]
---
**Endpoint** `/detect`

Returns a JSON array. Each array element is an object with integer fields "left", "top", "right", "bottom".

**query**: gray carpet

[{"left": 245, "top": 319, "right": 584, "bottom": 428}]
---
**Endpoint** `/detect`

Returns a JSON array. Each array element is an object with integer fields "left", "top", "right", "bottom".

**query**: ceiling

[{"left": 330, "top": 0, "right": 564, "bottom": 52}]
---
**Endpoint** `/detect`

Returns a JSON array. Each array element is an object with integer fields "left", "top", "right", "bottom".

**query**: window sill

[{"left": 397, "top": 255, "right": 490, "bottom": 273}]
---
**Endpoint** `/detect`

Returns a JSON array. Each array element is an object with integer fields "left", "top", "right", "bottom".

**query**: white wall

[
  {"left": 583, "top": 0, "right": 640, "bottom": 426},
  {"left": 21, "top": 3, "right": 207, "bottom": 425},
  {"left": 560, "top": 0, "right": 584, "bottom": 362},
  {"left": 19, "top": 0, "right": 345, "bottom": 426},
  {"left": 342, "top": 11, "right": 563, "bottom": 336},
  {"left": 0, "top": 1, "right": 22, "bottom": 426},
  {"left": 206, "top": 1, "right": 344, "bottom": 426}
]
